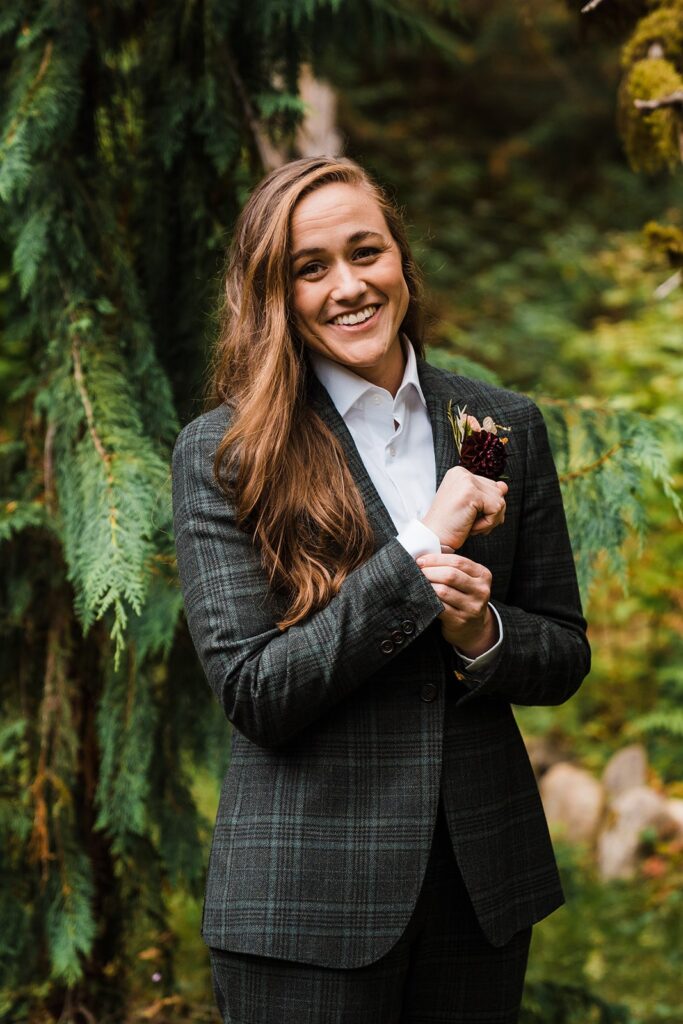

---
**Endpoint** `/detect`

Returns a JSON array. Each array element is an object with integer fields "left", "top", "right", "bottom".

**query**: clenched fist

[{"left": 421, "top": 466, "right": 507, "bottom": 551}]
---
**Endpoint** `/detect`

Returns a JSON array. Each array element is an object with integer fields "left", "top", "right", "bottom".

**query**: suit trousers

[{"left": 208, "top": 794, "right": 532, "bottom": 1024}]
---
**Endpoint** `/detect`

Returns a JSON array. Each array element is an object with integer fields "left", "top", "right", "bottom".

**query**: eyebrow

[{"left": 291, "top": 229, "right": 385, "bottom": 263}]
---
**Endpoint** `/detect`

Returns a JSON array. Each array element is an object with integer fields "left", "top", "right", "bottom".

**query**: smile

[{"left": 329, "top": 304, "right": 380, "bottom": 327}]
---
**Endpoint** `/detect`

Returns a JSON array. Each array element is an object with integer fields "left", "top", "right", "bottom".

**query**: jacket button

[
  {"left": 401, "top": 620, "right": 415, "bottom": 635},
  {"left": 390, "top": 630, "right": 405, "bottom": 645},
  {"left": 420, "top": 683, "right": 438, "bottom": 703},
  {"left": 380, "top": 639, "right": 394, "bottom": 655}
]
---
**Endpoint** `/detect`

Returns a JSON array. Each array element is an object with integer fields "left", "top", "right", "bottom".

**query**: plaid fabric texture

[
  {"left": 171, "top": 359, "right": 590, "bottom": 968},
  {"left": 208, "top": 797, "right": 531, "bottom": 1023}
]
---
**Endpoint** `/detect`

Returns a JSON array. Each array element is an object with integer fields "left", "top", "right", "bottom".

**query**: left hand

[{"left": 416, "top": 553, "right": 497, "bottom": 656}]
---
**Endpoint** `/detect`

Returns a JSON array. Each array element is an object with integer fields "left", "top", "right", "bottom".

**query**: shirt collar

[{"left": 308, "top": 336, "right": 427, "bottom": 419}]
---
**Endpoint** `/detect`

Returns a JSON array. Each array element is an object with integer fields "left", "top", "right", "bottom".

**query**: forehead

[{"left": 290, "top": 182, "right": 389, "bottom": 249}]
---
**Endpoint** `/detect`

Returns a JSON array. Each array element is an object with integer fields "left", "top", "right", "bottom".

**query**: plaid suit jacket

[{"left": 171, "top": 358, "right": 590, "bottom": 968}]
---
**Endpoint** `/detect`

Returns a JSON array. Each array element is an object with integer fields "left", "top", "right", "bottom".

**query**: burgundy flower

[{"left": 459, "top": 429, "right": 508, "bottom": 481}]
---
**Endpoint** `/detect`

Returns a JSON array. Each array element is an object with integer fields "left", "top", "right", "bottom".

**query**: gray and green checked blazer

[{"left": 171, "top": 358, "right": 590, "bottom": 969}]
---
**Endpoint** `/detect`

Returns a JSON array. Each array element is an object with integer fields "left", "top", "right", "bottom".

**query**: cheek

[
  {"left": 291, "top": 283, "right": 315, "bottom": 324},
  {"left": 395, "top": 274, "right": 410, "bottom": 322},
  {"left": 380, "top": 256, "right": 409, "bottom": 316}
]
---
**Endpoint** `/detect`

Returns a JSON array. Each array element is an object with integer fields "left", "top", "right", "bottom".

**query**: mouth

[{"left": 327, "top": 304, "right": 381, "bottom": 330}]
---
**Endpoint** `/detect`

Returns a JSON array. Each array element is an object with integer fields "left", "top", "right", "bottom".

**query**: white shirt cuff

[
  {"left": 455, "top": 603, "right": 504, "bottom": 671},
  {"left": 396, "top": 519, "right": 442, "bottom": 559}
]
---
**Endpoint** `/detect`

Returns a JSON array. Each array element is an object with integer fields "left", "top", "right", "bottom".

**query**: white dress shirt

[{"left": 309, "top": 339, "right": 502, "bottom": 670}]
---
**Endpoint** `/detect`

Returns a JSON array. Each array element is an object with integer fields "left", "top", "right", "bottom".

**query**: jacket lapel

[
  {"left": 417, "top": 358, "right": 462, "bottom": 488},
  {"left": 307, "top": 372, "right": 398, "bottom": 548},
  {"left": 307, "top": 358, "right": 466, "bottom": 551}
]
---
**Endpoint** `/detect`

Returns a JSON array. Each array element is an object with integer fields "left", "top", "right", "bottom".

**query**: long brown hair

[{"left": 209, "top": 156, "right": 426, "bottom": 629}]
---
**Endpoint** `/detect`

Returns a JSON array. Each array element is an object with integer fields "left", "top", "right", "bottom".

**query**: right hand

[{"left": 421, "top": 466, "right": 508, "bottom": 551}]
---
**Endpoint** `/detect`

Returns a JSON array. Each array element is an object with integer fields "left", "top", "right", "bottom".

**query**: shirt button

[
  {"left": 420, "top": 683, "right": 438, "bottom": 703},
  {"left": 372, "top": 395, "right": 382, "bottom": 406},
  {"left": 388, "top": 446, "right": 396, "bottom": 457},
  {"left": 401, "top": 620, "right": 415, "bottom": 635},
  {"left": 380, "top": 639, "right": 394, "bottom": 655},
  {"left": 390, "top": 630, "right": 405, "bottom": 645}
]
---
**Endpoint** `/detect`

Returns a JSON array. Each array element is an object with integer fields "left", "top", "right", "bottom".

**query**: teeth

[{"left": 331, "top": 305, "right": 377, "bottom": 326}]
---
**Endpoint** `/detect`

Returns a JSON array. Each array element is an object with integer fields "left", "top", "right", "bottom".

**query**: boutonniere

[{"left": 447, "top": 401, "right": 511, "bottom": 481}]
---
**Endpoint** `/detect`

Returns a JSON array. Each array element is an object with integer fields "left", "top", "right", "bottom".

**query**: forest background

[{"left": 1, "top": 0, "right": 682, "bottom": 1022}]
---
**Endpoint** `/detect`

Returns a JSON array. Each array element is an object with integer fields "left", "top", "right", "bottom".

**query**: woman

[{"left": 172, "top": 156, "right": 590, "bottom": 1023}]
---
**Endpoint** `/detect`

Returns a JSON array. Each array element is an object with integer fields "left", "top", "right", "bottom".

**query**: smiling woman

[
  {"left": 290, "top": 184, "right": 409, "bottom": 391},
  {"left": 172, "top": 156, "right": 590, "bottom": 1023}
]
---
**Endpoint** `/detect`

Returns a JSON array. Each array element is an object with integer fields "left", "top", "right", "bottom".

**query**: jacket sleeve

[
  {"left": 172, "top": 411, "right": 445, "bottom": 749},
  {"left": 454, "top": 399, "right": 591, "bottom": 707}
]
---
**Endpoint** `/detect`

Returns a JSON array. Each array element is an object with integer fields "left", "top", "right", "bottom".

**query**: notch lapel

[{"left": 417, "top": 359, "right": 462, "bottom": 488}]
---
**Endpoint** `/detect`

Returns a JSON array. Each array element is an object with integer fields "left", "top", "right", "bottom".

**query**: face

[{"left": 289, "top": 181, "right": 410, "bottom": 392}]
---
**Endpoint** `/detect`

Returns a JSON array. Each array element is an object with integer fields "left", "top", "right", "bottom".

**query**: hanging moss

[
  {"left": 621, "top": 3, "right": 683, "bottom": 69},
  {"left": 618, "top": 57, "right": 683, "bottom": 172}
]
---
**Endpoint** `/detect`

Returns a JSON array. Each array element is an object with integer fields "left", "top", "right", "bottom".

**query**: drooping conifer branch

[
  {"left": 558, "top": 442, "right": 627, "bottom": 483},
  {"left": 3, "top": 40, "right": 54, "bottom": 148},
  {"left": 70, "top": 337, "right": 110, "bottom": 469}
]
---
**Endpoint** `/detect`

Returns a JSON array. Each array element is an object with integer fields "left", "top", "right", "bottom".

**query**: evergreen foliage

[
  {"left": 539, "top": 397, "right": 682, "bottom": 593},
  {"left": 324, "top": 5, "right": 683, "bottom": 1019},
  {"left": 1, "top": 0, "right": 681, "bottom": 1020},
  {"left": 0, "top": 1, "right": 468, "bottom": 1019}
]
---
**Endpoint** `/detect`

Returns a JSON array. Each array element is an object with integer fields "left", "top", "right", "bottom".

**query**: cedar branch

[
  {"left": 3, "top": 40, "right": 54, "bottom": 147},
  {"left": 71, "top": 338, "right": 110, "bottom": 465},
  {"left": 559, "top": 442, "right": 626, "bottom": 482},
  {"left": 71, "top": 334, "right": 120, "bottom": 547}
]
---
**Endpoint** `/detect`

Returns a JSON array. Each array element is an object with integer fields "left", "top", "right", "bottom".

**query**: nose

[{"left": 329, "top": 260, "right": 367, "bottom": 304}]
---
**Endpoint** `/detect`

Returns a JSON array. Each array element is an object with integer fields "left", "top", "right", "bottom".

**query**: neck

[{"left": 361, "top": 336, "right": 406, "bottom": 396}]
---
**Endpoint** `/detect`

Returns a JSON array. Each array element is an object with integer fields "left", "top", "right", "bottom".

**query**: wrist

[
  {"left": 454, "top": 607, "right": 498, "bottom": 659},
  {"left": 421, "top": 513, "right": 458, "bottom": 551}
]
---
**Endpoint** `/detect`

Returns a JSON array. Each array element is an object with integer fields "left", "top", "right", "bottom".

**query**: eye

[
  {"left": 353, "top": 246, "right": 383, "bottom": 261},
  {"left": 296, "top": 260, "right": 326, "bottom": 279}
]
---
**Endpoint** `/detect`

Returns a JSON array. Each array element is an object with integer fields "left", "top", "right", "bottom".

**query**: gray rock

[
  {"left": 540, "top": 762, "right": 605, "bottom": 844},
  {"left": 602, "top": 744, "right": 648, "bottom": 799},
  {"left": 597, "top": 785, "right": 678, "bottom": 880},
  {"left": 665, "top": 798, "right": 683, "bottom": 838}
]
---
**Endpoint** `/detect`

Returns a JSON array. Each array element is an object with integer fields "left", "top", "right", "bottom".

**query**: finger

[
  {"left": 471, "top": 501, "right": 506, "bottom": 531},
  {"left": 432, "top": 584, "right": 471, "bottom": 611},
  {"left": 420, "top": 566, "right": 485, "bottom": 592},
  {"left": 432, "top": 583, "right": 488, "bottom": 615},
  {"left": 416, "top": 554, "right": 490, "bottom": 577},
  {"left": 473, "top": 490, "right": 506, "bottom": 521},
  {"left": 469, "top": 511, "right": 505, "bottom": 535}
]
